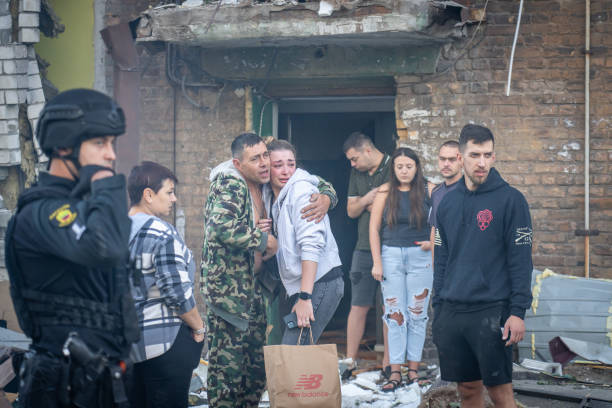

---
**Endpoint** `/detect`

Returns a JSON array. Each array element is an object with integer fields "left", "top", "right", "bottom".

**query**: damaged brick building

[
  {"left": 126, "top": 0, "right": 611, "bottom": 280},
  {"left": 0, "top": 0, "right": 610, "bottom": 346}
]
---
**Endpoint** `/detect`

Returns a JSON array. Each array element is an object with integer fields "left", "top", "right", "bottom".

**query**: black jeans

[{"left": 130, "top": 324, "right": 204, "bottom": 408}]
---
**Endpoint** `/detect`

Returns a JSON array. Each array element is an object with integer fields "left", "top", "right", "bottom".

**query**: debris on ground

[
  {"left": 189, "top": 359, "right": 436, "bottom": 407},
  {"left": 186, "top": 357, "right": 612, "bottom": 407}
]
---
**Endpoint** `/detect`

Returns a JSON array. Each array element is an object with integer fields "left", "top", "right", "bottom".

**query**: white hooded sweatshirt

[{"left": 263, "top": 168, "right": 342, "bottom": 296}]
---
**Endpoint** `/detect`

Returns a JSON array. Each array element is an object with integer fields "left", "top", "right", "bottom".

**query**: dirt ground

[{"left": 419, "top": 363, "right": 612, "bottom": 408}]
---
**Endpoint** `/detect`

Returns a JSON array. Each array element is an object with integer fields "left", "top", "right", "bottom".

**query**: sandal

[
  {"left": 340, "top": 358, "right": 357, "bottom": 381},
  {"left": 406, "top": 368, "right": 429, "bottom": 386},
  {"left": 381, "top": 370, "right": 402, "bottom": 393},
  {"left": 381, "top": 365, "right": 391, "bottom": 380}
]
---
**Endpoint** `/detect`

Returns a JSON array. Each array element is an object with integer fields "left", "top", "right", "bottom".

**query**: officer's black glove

[{"left": 70, "top": 165, "right": 115, "bottom": 198}]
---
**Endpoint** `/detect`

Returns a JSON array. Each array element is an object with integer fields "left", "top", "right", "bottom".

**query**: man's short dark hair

[
  {"left": 343, "top": 131, "right": 373, "bottom": 153},
  {"left": 459, "top": 125, "right": 494, "bottom": 151},
  {"left": 231, "top": 133, "right": 264, "bottom": 159},
  {"left": 128, "top": 161, "right": 178, "bottom": 206},
  {"left": 439, "top": 140, "right": 459, "bottom": 151}
]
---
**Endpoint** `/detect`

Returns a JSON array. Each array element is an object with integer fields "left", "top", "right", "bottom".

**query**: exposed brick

[
  {"left": 9, "top": 149, "right": 20, "bottom": 164},
  {"left": 19, "top": 0, "right": 41, "bottom": 12},
  {"left": 12, "top": 45, "right": 27, "bottom": 58},
  {"left": 0, "top": 15, "right": 10, "bottom": 30},
  {"left": 1, "top": 60, "right": 14, "bottom": 74},
  {"left": 18, "top": 27, "right": 39, "bottom": 43},
  {"left": 0, "top": 46, "right": 13, "bottom": 59},
  {"left": 17, "top": 89, "right": 25, "bottom": 103},
  {"left": 26, "top": 102, "right": 43, "bottom": 119},
  {"left": 0, "top": 150, "right": 10, "bottom": 164},
  {"left": 28, "top": 73, "right": 41, "bottom": 89},
  {"left": 0, "top": 134, "right": 19, "bottom": 149},
  {"left": 26, "top": 88, "right": 44, "bottom": 104},
  {"left": 18, "top": 12, "right": 39, "bottom": 28}
]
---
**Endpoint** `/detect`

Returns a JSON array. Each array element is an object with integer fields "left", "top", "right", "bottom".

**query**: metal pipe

[
  {"left": 506, "top": 0, "right": 524, "bottom": 96},
  {"left": 584, "top": 0, "right": 591, "bottom": 278}
]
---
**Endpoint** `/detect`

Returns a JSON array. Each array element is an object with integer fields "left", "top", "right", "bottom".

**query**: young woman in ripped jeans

[{"left": 369, "top": 147, "right": 434, "bottom": 391}]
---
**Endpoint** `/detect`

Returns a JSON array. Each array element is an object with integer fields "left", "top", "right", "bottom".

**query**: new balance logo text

[{"left": 294, "top": 374, "right": 323, "bottom": 390}]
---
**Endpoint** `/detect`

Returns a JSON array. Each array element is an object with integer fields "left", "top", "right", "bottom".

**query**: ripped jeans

[{"left": 381, "top": 245, "right": 433, "bottom": 364}]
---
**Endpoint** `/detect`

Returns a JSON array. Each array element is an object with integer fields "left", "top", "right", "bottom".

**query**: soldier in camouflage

[{"left": 202, "top": 133, "right": 337, "bottom": 408}]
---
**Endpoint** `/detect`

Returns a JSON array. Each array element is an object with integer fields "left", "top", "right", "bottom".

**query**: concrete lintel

[
  {"left": 194, "top": 44, "right": 440, "bottom": 79},
  {"left": 137, "top": 1, "right": 433, "bottom": 48}
]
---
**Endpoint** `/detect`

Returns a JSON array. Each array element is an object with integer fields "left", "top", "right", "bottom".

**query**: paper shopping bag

[{"left": 263, "top": 337, "right": 341, "bottom": 408}]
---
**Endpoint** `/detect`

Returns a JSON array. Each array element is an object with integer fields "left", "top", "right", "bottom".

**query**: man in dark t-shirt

[
  {"left": 342, "top": 131, "right": 391, "bottom": 373},
  {"left": 428, "top": 140, "right": 462, "bottom": 260}
]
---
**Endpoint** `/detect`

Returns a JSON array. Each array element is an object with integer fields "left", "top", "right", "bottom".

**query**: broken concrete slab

[
  {"left": 136, "top": 0, "right": 438, "bottom": 48},
  {"left": 513, "top": 380, "right": 612, "bottom": 403}
]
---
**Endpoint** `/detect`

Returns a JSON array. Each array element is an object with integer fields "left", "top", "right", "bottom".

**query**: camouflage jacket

[{"left": 202, "top": 160, "right": 337, "bottom": 329}]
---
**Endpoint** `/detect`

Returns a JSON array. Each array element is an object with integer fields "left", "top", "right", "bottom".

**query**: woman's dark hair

[
  {"left": 266, "top": 138, "right": 297, "bottom": 157},
  {"left": 128, "top": 161, "right": 178, "bottom": 206},
  {"left": 386, "top": 147, "right": 426, "bottom": 229}
]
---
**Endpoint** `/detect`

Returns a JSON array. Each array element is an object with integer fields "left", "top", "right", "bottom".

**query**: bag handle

[{"left": 298, "top": 327, "right": 315, "bottom": 345}]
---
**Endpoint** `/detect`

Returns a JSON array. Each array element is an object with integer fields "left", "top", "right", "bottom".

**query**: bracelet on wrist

[{"left": 192, "top": 327, "right": 205, "bottom": 335}]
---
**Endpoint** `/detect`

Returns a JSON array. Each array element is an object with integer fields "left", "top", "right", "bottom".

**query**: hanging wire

[{"left": 258, "top": 99, "right": 274, "bottom": 137}]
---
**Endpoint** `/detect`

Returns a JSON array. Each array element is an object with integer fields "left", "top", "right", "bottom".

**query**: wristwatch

[
  {"left": 192, "top": 327, "right": 205, "bottom": 335},
  {"left": 299, "top": 291, "right": 312, "bottom": 300}
]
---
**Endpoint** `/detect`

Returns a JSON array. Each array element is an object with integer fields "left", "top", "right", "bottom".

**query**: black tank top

[{"left": 381, "top": 190, "right": 431, "bottom": 247}]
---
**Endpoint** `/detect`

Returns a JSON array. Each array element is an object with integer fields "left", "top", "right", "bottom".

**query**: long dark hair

[{"left": 386, "top": 147, "right": 426, "bottom": 229}]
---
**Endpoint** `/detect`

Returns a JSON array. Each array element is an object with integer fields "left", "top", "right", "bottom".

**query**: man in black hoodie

[{"left": 432, "top": 124, "right": 533, "bottom": 407}]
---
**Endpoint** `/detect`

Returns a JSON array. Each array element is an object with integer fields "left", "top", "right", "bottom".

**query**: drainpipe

[
  {"left": 506, "top": 0, "right": 524, "bottom": 96},
  {"left": 584, "top": 0, "right": 590, "bottom": 278}
]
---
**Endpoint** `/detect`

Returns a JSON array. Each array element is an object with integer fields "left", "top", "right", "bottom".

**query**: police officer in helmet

[{"left": 5, "top": 88, "right": 139, "bottom": 407}]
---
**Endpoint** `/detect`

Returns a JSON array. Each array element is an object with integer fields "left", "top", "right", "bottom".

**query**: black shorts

[{"left": 432, "top": 301, "right": 513, "bottom": 387}]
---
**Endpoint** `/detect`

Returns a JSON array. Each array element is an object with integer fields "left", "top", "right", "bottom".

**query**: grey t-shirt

[{"left": 428, "top": 179, "right": 460, "bottom": 228}]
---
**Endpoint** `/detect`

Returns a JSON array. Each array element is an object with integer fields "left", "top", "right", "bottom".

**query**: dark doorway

[{"left": 277, "top": 96, "right": 396, "bottom": 331}]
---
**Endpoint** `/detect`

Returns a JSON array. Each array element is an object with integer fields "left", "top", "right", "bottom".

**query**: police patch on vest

[
  {"left": 515, "top": 227, "right": 532, "bottom": 246},
  {"left": 49, "top": 204, "right": 77, "bottom": 227}
]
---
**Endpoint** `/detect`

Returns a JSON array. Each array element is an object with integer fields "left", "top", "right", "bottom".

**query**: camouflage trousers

[{"left": 206, "top": 293, "right": 266, "bottom": 408}]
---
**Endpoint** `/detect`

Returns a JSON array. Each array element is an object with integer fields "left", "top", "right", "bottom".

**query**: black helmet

[{"left": 36, "top": 88, "right": 125, "bottom": 157}]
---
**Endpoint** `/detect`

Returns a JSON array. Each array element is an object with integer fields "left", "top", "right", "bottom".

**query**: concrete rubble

[{"left": 188, "top": 360, "right": 435, "bottom": 407}]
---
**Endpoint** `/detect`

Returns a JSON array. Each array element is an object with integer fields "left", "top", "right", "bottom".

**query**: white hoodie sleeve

[{"left": 290, "top": 182, "right": 326, "bottom": 264}]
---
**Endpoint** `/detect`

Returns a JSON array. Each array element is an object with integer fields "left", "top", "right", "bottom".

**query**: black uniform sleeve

[
  {"left": 432, "top": 203, "right": 449, "bottom": 310},
  {"left": 504, "top": 190, "right": 534, "bottom": 319},
  {"left": 32, "top": 175, "right": 130, "bottom": 268}
]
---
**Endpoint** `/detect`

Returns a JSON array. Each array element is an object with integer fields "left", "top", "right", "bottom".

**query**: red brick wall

[
  {"left": 138, "top": 49, "right": 246, "bottom": 270},
  {"left": 130, "top": 0, "right": 610, "bottom": 279},
  {"left": 396, "top": 0, "right": 611, "bottom": 278}
]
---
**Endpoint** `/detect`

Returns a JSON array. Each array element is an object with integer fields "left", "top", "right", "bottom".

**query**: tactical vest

[{"left": 5, "top": 184, "right": 139, "bottom": 347}]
